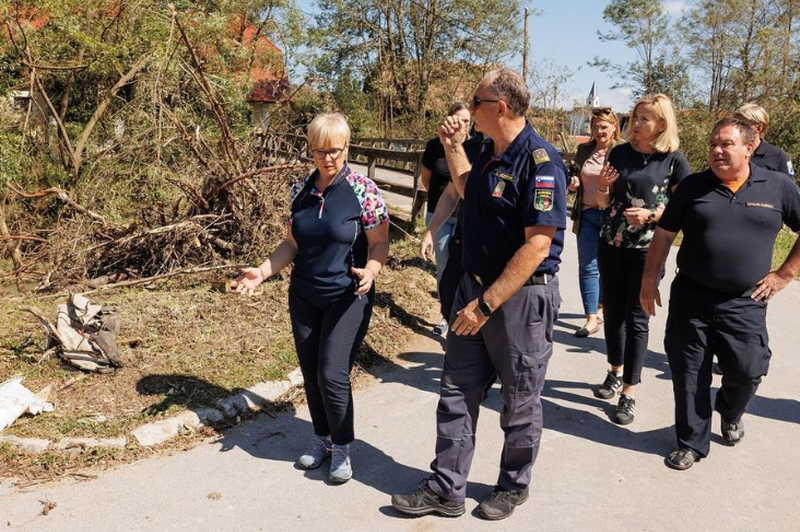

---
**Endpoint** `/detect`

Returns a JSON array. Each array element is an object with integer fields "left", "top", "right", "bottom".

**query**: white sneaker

[
  {"left": 432, "top": 319, "right": 448, "bottom": 337},
  {"left": 329, "top": 443, "right": 352, "bottom": 483},
  {"left": 297, "top": 435, "right": 331, "bottom": 469}
]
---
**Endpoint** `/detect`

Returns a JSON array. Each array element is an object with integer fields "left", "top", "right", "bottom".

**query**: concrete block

[{"left": 0, "top": 435, "right": 51, "bottom": 454}]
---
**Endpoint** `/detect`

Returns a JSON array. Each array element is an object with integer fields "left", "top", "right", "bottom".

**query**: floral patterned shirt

[{"left": 601, "top": 143, "right": 691, "bottom": 248}]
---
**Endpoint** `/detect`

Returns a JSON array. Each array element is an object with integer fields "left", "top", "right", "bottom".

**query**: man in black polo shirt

[
  {"left": 640, "top": 117, "right": 800, "bottom": 471},
  {"left": 734, "top": 103, "right": 794, "bottom": 177},
  {"left": 392, "top": 68, "right": 567, "bottom": 520}
]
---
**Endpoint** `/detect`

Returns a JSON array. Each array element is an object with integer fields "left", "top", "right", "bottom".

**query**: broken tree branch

[
  {"left": 206, "top": 164, "right": 308, "bottom": 199},
  {"left": 9, "top": 186, "right": 112, "bottom": 228}
]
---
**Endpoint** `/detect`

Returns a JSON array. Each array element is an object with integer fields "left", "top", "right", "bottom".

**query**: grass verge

[{"left": 0, "top": 226, "right": 439, "bottom": 483}]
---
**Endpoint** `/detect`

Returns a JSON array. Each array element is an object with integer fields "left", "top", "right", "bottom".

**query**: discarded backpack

[{"left": 25, "top": 293, "right": 123, "bottom": 373}]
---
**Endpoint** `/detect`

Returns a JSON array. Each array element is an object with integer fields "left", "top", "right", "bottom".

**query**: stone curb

[
  {"left": 0, "top": 368, "right": 305, "bottom": 453},
  {"left": 131, "top": 367, "right": 304, "bottom": 447}
]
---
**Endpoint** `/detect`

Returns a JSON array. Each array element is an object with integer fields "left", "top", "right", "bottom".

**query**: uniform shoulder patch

[
  {"left": 534, "top": 189, "right": 554, "bottom": 211},
  {"left": 532, "top": 148, "right": 550, "bottom": 165}
]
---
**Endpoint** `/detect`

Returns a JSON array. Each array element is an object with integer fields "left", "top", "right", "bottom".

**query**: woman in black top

[
  {"left": 420, "top": 102, "right": 471, "bottom": 336},
  {"left": 594, "top": 94, "right": 691, "bottom": 425}
]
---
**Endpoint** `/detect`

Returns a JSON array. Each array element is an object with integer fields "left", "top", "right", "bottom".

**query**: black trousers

[
  {"left": 438, "top": 224, "right": 464, "bottom": 322},
  {"left": 428, "top": 274, "right": 560, "bottom": 502},
  {"left": 597, "top": 241, "right": 650, "bottom": 386},
  {"left": 665, "top": 274, "right": 771, "bottom": 457},
  {"left": 288, "top": 288, "right": 374, "bottom": 445}
]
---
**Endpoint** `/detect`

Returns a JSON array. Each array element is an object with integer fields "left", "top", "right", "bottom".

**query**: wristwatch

[
  {"left": 647, "top": 211, "right": 657, "bottom": 223},
  {"left": 477, "top": 296, "right": 494, "bottom": 318}
]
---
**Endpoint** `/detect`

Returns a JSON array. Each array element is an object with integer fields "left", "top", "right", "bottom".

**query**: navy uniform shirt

[
  {"left": 659, "top": 164, "right": 800, "bottom": 293},
  {"left": 752, "top": 139, "right": 794, "bottom": 177},
  {"left": 461, "top": 123, "right": 568, "bottom": 283},
  {"left": 289, "top": 163, "right": 389, "bottom": 302}
]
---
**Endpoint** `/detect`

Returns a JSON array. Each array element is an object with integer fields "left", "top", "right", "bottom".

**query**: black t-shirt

[
  {"left": 752, "top": 139, "right": 794, "bottom": 177},
  {"left": 601, "top": 143, "right": 691, "bottom": 248},
  {"left": 659, "top": 164, "right": 800, "bottom": 293},
  {"left": 422, "top": 137, "right": 458, "bottom": 215}
]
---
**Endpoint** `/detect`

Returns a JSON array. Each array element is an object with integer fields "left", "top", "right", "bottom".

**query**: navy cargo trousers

[
  {"left": 665, "top": 274, "right": 771, "bottom": 457},
  {"left": 428, "top": 274, "right": 560, "bottom": 502}
]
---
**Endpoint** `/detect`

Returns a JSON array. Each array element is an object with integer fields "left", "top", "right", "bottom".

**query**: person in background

[
  {"left": 733, "top": 103, "right": 794, "bottom": 177},
  {"left": 232, "top": 112, "right": 389, "bottom": 483},
  {"left": 594, "top": 94, "right": 691, "bottom": 425},
  {"left": 421, "top": 132, "right": 484, "bottom": 325},
  {"left": 641, "top": 117, "right": 800, "bottom": 470},
  {"left": 421, "top": 102, "right": 472, "bottom": 336},
  {"left": 567, "top": 107, "right": 622, "bottom": 337}
]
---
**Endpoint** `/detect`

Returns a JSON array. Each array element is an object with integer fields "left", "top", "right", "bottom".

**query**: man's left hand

[
  {"left": 751, "top": 270, "right": 793, "bottom": 301},
  {"left": 452, "top": 298, "right": 489, "bottom": 336}
]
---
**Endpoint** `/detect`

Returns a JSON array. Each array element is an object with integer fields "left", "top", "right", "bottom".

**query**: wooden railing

[{"left": 270, "top": 131, "right": 576, "bottom": 222}]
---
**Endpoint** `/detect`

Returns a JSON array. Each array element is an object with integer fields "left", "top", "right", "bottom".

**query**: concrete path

[{"left": 2, "top": 235, "right": 800, "bottom": 531}]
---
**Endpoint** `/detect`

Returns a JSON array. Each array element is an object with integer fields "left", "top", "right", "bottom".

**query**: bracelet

[
  {"left": 598, "top": 188, "right": 610, "bottom": 195},
  {"left": 258, "top": 265, "right": 269, "bottom": 279}
]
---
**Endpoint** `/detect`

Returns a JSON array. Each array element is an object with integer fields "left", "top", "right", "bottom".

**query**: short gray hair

[
  {"left": 486, "top": 68, "right": 530, "bottom": 117},
  {"left": 712, "top": 117, "right": 756, "bottom": 146}
]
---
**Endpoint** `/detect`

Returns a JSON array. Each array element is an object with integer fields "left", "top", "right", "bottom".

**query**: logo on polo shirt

[
  {"left": 535, "top": 176, "right": 555, "bottom": 189},
  {"left": 746, "top": 202, "right": 775, "bottom": 209},
  {"left": 534, "top": 189, "right": 554, "bottom": 211}
]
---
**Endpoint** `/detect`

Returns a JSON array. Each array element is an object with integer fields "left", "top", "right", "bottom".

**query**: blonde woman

[
  {"left": 594, "top": 95, "right": 690, "bottom": 424},
  {"left": 567, "top": 108, "right": 622, "bottom": 337},
  {"left": 232, "top": 113, "right": 389, "bottom": 482}
]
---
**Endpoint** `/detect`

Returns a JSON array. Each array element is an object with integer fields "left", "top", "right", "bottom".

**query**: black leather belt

[{"left": 470, "top": 272, "right": 553, "bottom": 287}]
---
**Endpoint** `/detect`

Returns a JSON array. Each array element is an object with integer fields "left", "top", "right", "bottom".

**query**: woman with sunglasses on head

[
  {"left": 567, "top": 108, "right": 623, "bottom": 338},
  {"left": 594, "top": 94, "right": 690, "bottom": 425},
  {"left": 232, "top": 112, "right": 389, "bottom": 483},
  {"left": 420, "top": 102, "right": 472, "bottom": 336}
]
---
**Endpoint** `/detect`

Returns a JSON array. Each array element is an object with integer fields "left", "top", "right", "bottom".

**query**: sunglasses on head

[
  {"left": 472, "top": 95, "right": 501, "bottom": 108},
  {"left": 592, "top": 107, "right": 613, "bottom": 115}
]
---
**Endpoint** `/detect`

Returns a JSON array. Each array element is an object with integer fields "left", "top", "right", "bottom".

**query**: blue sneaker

[
  {"left": 329, "top": 443, "right": 352, "bottom": 483},
  {"left": 297, "top": 435, "right": 331, "bottom": 469}
]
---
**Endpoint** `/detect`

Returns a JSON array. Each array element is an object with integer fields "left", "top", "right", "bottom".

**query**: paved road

[{"left": 2, "top": 234, "right": 800, "bottom": 531}]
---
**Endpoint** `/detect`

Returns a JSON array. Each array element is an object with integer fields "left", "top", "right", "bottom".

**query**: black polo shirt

[
  {"left": 289, "top": 163, "right": 389, "bottom": 302},
  {"left": 752, "top": 139, "right": 794, "bottom": 177},
  {"left": 659, "top": 164, "right": 800, "bottom": 293},
  {"left": 461, "top": 123, "right": 567, "bottom": 282}
]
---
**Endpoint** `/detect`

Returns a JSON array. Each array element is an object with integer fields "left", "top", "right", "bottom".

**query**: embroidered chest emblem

[{"left": 492, "top": 181, "right": 506, "bottom": 197}]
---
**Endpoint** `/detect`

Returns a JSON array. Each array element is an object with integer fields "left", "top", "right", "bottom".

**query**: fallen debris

[
  {"left": 40, "top": 500, "right": 57, "bottom": 516},
  {"left": 0, "top": 377, "right": 55, "bottom": 432}
]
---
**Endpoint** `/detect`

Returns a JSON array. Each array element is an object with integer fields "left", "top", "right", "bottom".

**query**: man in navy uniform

[
  {"left": 641, "top": 117, "right": 800, "bottom": 471},
  {"left": 392, "top": 68, "right": 567, "bottom": 520}
]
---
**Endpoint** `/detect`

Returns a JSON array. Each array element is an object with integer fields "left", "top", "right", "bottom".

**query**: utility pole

[{"left": 522, "top": 7, "right": 530, "bottom": 83}]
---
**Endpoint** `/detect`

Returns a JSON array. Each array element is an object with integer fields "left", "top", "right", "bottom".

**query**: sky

[{"left": 291, "top": 0, "right": 690, "bottom": 113}]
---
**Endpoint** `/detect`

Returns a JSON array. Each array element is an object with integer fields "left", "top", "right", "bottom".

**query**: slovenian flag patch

[{"left": 535, "top": 176, "right": 555, "bottom": 189}]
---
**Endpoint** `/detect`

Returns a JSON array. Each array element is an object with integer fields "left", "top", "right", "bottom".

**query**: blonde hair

[
  {"left": 733, "top": 103, "right": 769, "bottom": 132},
  {"left": 307, "top": 112, "right": 351, "bottom": 149},
  {"left": 624, "top": 94, "right": 680, "bottom": 153},
  {"left": 591, "top": 108, "right": 621, "bottom": 141}
]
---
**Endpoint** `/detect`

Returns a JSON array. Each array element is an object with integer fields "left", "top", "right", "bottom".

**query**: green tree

[
  {"left": 592, "top": 0, "right": 689, "bottom": 104},
  {"left": 306, "top": 0, "right": 523, "bottom": 135}
]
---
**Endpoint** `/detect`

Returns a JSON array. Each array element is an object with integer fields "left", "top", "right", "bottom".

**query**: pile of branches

[{"left": 0, "top": 10, "right": 312, "bottom": 292}]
